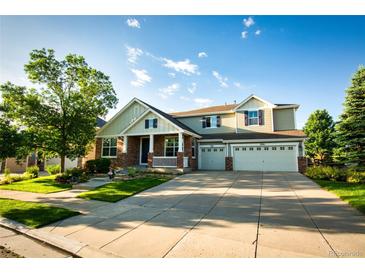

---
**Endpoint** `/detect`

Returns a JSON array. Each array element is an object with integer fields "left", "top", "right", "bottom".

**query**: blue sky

[{"left": 1, "top": 16, "right": 364, "bottom": 128}]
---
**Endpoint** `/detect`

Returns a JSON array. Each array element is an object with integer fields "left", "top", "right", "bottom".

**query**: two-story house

[{"left": 95, "top": 94, "right": 307, "bottom": 173}]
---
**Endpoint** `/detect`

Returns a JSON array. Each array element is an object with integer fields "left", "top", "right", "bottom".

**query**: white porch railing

[
  {"left": 152, "top": 156, "right": 177, "bottom": 168},
  {"left": 152, "top": 156, "right": 190, "bottom": 168},
  {"left": 183, "top": 157, "right": 189, "bottom": 168}
]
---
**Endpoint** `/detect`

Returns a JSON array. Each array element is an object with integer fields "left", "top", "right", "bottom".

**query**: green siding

[{"left": 273, "top": 108, "right": 296, "bottom": 130}]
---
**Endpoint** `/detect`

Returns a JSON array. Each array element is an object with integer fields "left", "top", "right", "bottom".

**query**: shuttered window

[
  {"left": 244, "top": 110, "right": 264, "bottom": 126},
  {"left": 145, "top": 118, "right": 158, "bottom": 129}
]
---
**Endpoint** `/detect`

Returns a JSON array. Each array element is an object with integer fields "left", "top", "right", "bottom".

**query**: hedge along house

[
  {"left": 95, "top": 98, "right": 201, "bottom": 172},
  {"left": 95, "top": 95, "right": 307, "bottom": 173}
]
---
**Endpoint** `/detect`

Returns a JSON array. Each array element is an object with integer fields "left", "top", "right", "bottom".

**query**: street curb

[{"left": 0, "top": 217, "right": 119, "bottom": 258}]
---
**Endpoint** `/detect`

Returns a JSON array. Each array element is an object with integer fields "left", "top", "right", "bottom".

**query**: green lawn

[
  {"left": 314, "top": 179, "right": 365, "bottom": 214},
  {"left": 78, "top": 176, "right": 172, "bottom": 202},
  {"left": 0, "top": 175, "right": 71, "bottom": 193},
  {"left": 0, "top": 198, "right": 79, "bottom": 228}
]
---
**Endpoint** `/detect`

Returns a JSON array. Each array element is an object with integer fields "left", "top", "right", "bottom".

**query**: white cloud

[
  {"left": 162, "top": 58, "right": 199, "bottom": 75},
  {"left": 241, "top": 31, "right": 248, "bottom": 39},
  {"left": 194, "top": 98, "right": 213, "bottom": 107},
  {"left": 233, "top": 82, "right": 242, "bottom": 88},
  {"left": 243, "top": 17, "right": 255, "bottom": 28},
  {"left": 158, "top": 83, "right": 180, "bottom": 99},
  {"left": 212, "top": 71, "right": 229, "bottom": 88},
  {"left": 198, "top": 52, "right": 208, "bottom": 58},
  {"left": 255, "top": 29, "right": 261, "bottom": 36},
  {"left": 188, "top": 82, "right": 197, "bottom": 94},
  {"left": 168, "top": 72, "right": 176, "bottom": 78},
  {"left": 126, "top": 46, "right": 143, "bottom": 64},
  {"left": 130, "top": 69, "right": 151, "bottom": 87},
  {"left": 179, "top": 96, "right": 190, "bottom": 101},
  {"left": 126, "top": 18, "right": 140, "bottom": 28}
]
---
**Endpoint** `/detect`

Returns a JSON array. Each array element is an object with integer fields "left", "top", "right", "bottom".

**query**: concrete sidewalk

[{"left": 1, "top": 171, "right": 364, "bottom": 258}]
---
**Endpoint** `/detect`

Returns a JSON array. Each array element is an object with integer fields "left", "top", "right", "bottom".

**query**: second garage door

[
  {"left": 233, "top": 144, "right": 298, "bottom": 172},
  {"left": 199, "top": 146, "right": 226, "bottom": 170}
]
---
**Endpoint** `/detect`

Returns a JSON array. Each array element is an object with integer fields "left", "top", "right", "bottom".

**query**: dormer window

[
  {"left": 202, "top": 115, "right": 221, "bottom": 128},
  {"left": 244, "top": 110, "right": 264, "bottom": 126},
  {"left": 145, "top": 118, "right": 158, "bottom": 129}
]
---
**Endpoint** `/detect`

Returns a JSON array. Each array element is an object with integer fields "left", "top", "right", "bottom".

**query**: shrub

[
  {"left": 26, "top": 165, "right": 39, "bottom": 178},
  {"left": 46, "top": 164, "right": 61, "bottom": 175},
  {"left": 95, "top": 158, "right": 111, "bottom": 173},
  {"left": 127, "top": 166, "right": 140, "bottom": 177},
  {"left": 0, "top": 173, "right": 32, "bottom": 185},
  {"left": 86, "top": 158, "right": 111, "bottom": 173},
  {"left": 305, "top": 166, "right": 347, "bottom": 181},
  {"left": 85, "top": 160, "right": 96, "bottom": 173},
  {"left": 56, "top": 168, "right": 89, "bottom": 184},
  {"left": 65, "top": 167, "right": 83, "bottom": 178},
  {"left": 4, "top": 168, "right": 10, "bottom": 177},
  {"left": 346, "top": 171, "right": 365, "bottom": 184}
]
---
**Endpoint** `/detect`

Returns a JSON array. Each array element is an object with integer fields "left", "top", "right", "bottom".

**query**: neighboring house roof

[
  {"left": 96, "top": 117, "right": 107, "bottom": 128},
  {"left": 171, "top": 95, "right": 300, "bottom": 118},
  {"left": 171, "top": 103, "right": 238, "bottom": 117},
  {"left": 200, "top": 130, "right": 306, "bottom": 141},
  {"left": 137, "top": 99, "right": 201, "bottom": 136}
]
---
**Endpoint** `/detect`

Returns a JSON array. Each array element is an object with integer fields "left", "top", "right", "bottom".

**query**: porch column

[
  {"left": 177, "top": 132, "right": 184, "bottom": 169},
  {"left": 122, "top": 135, "right": 128, "bottom": 153},
  {"left": 149, "top": 134, "right": 154, "bottom": 153},
  {"left": 148, "top": 134, "right": 154, "bottom": 168},
  {"left": 178, "top": 132, "right": 184, "bottom": 152}
]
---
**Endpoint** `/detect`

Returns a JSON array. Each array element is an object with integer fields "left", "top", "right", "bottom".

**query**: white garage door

[
  {"left": 233, "top": 144, "right": 298, "bottom": 172},
  {"left": 199, "top": 146, "right": 226, "bottom": 170}
]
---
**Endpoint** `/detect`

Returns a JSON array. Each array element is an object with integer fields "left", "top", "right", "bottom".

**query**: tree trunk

[{"left": 60, "top": 155, "right": 65, "bottom": 173}]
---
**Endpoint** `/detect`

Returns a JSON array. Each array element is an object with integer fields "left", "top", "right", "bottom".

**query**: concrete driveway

[{"left": 39, "top": 171, "right": 365, "bottom": 258}]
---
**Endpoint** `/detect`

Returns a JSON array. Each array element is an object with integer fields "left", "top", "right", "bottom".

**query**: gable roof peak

[{"left": 233, "top": 94, "right": 276, "bottom": 110}]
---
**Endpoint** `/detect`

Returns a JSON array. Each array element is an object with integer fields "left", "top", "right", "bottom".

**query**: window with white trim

[
  {"left": 145, "top": 118, "right": 158, "bottom": 129},
  {"left": 164, "top": 137, "right": 182, "bottom": 156},
  {"left": 192, "top": 139, "right": 196, "bottom": 158},
  {"left": 202, "top": 115, "right": 221, "bottom": 128},
  {"left": 102, "top": 138, "right": 117, "bottom": 157},
  {"left": 248, "top": 110, "right": 259, "bottom": 125}
]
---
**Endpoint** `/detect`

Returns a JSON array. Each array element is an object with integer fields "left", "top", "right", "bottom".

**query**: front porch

[{"left": 96, "top": 132, "right": 196, "bottom": 172}]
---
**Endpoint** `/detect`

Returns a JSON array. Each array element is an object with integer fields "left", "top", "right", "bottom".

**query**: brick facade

[
  {"left": 126, "top": 136, "right": 140, "bottom": 166},
  {"left": 153, "top": 135, "right": 165, "bottom": 156},
  {"left": 176, "top": 152, "right": 184, "bottom": 168},
  {"left": 225, "top": 157, "right": 233, "bottom": 171},
  {"left": 95, "top": 138, "right": 102, "bottom": 159},
  {"left": 147, "top": 153, "right": 154, "bottom": 168},
  {"left": 297, "top": 156, "right": 307, "bottom": 173}
]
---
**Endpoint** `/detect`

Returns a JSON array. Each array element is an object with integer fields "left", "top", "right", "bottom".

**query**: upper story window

[
  {"left": 244, "top": 110, "right": 264, "bottom": 126},
  {"left": 202, "top": 115, "right": 221, "bottom": 128},
  {"left": 102, "top": 138, "right": 117, "bottom": 157},
  {"left": 145, "top": 118, "right": 158, "bottom": 129},
  {"left": 248, "top": 110, "right": 258, "bottom": 125}
]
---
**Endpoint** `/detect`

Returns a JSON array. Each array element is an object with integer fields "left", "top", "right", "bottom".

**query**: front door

[{"left": 140, "top": 138, "right": 150, "bottom": 165}]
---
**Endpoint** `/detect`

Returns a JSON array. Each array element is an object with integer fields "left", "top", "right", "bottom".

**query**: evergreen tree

[{"left": 334, "top": 66, "right": 365, "bottom": 168}]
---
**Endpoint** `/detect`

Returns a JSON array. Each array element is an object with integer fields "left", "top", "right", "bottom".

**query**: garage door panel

[
  {"left": 233, "top": 145, "right": 297, "bottom": 172},
  {"left": 200, "top": 147, "right": 225, "bottom": 170}
]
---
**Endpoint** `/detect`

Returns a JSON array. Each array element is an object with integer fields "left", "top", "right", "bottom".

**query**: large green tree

[
  {"left": 334, "top": 66, "right": 365, "bottom": 168},
  {"left": 0, "top": 116, "right": 22, "bottom": 161},
  {"left": 1, "top": 49, "right": 118, "bottom": 171},
  {"left": 303, "top": 109, "right": 336, "bottom": 165}
]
